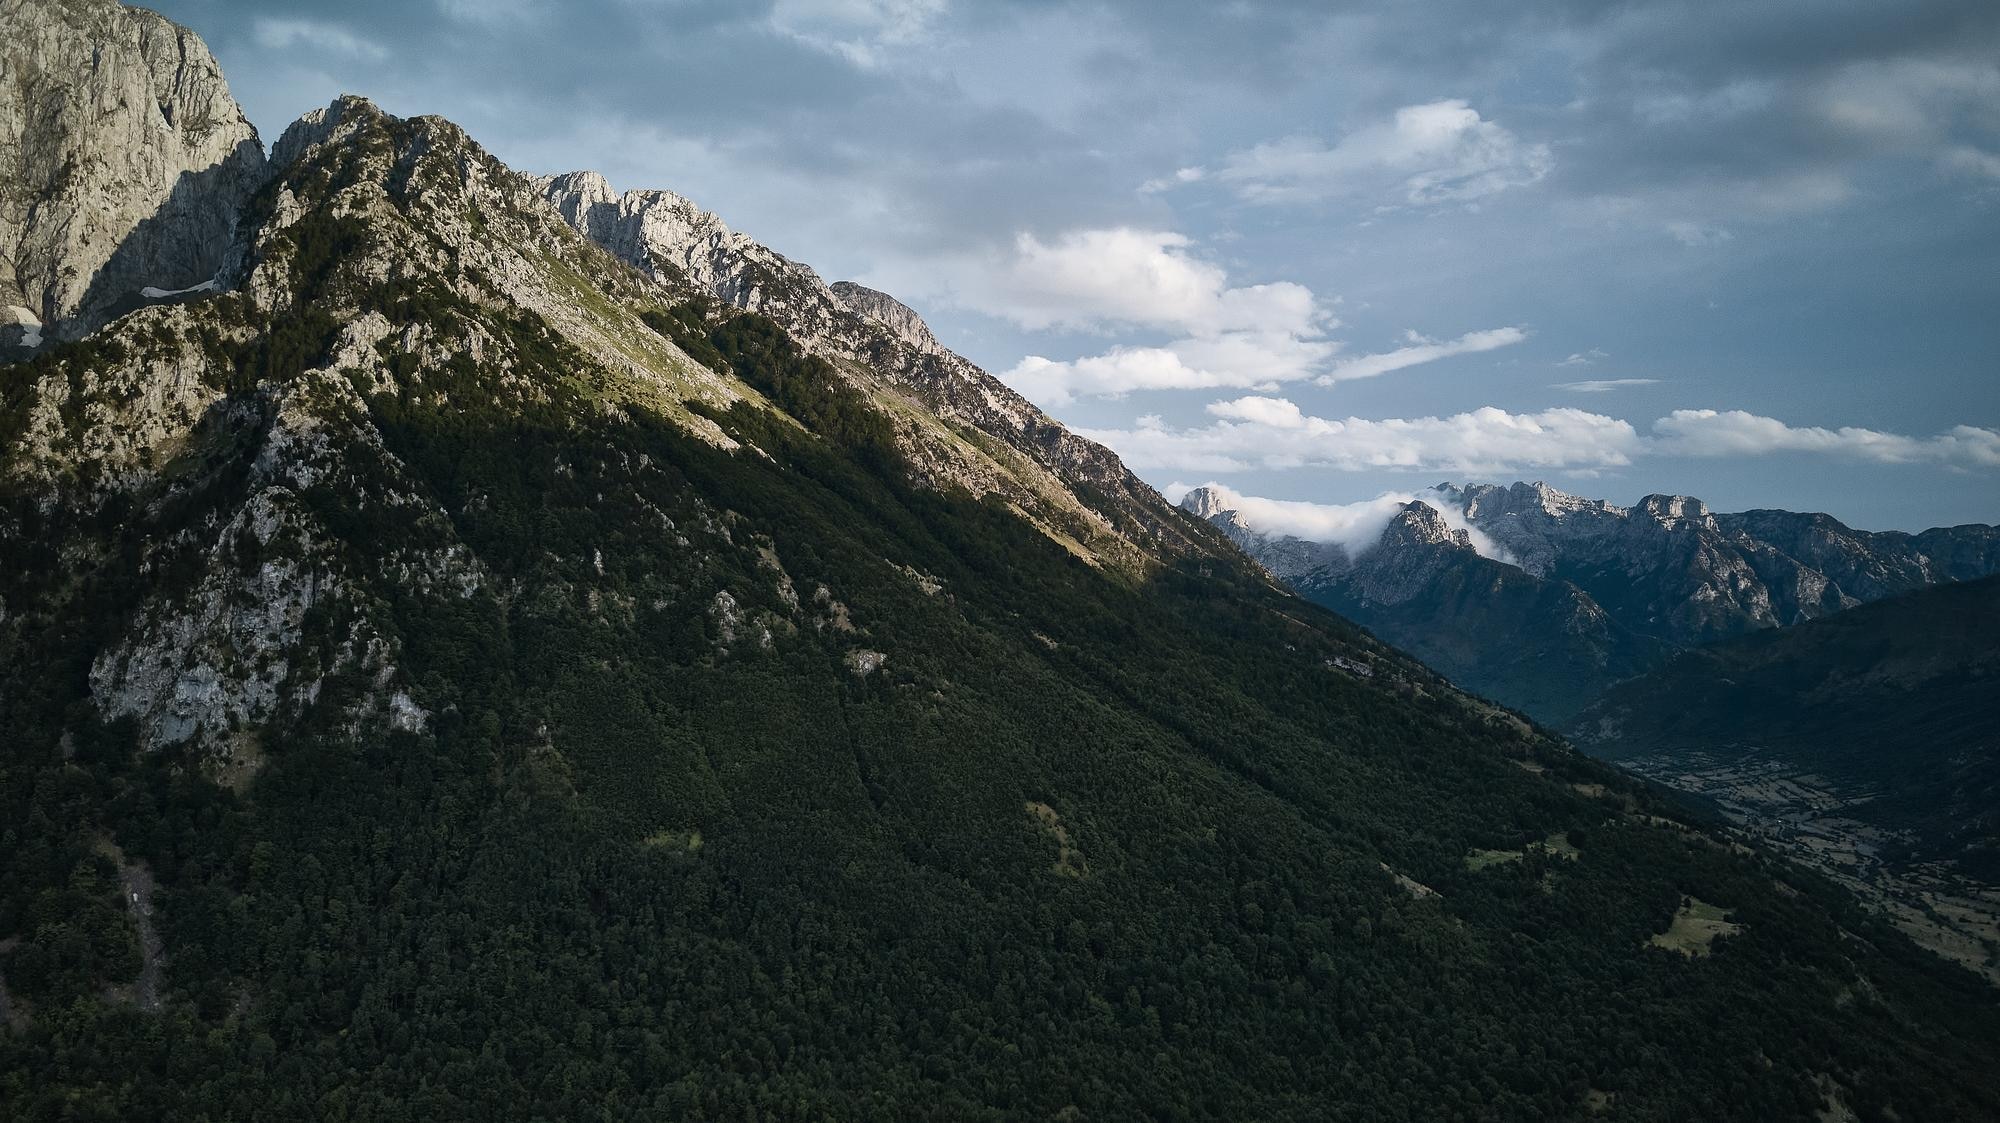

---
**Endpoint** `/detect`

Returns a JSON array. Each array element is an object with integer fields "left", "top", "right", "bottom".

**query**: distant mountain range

[
  {"left": 1183, "top": 481, "right": 2000, "bottom": 722},
  {"left": 1568, "top": 576, "right": 2000, "bottom": 982}
]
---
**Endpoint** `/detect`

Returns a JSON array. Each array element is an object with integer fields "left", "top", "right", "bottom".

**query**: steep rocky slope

[
  {"left": 0, "top": 0, "right": 265, "bottom": 353},
  {"left": 4, "top": 5, "right": 2000, "bottom": 1119},
  {"left": 536, "top": 170, "right": 1201, "bottom": 566}
]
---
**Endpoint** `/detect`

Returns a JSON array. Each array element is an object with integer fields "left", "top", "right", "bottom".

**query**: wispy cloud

[
  {"left": 768, "top": 0, "right": 945, "bottom": 67},
  {"left": 1219, "top": 100, "right": 1551, "bottom": 206},
  {"left": 1666, "top": 221, "right": 1734, "bottom": 247},
  {"left": 1558, "top": 349, "right": 1609, "bottom": 367},
  {"left": 1139, "top": 166, "right": 1207, "bottom": 194},
  {"left": 252, "top": 17, "right": 389, "bottom": 61},
  {"left": 1316, "top": 326, "right": 1527, "bottom": 384},
  {"left": 1552, "top": 378, "right": 1660, "bottom": 392}
]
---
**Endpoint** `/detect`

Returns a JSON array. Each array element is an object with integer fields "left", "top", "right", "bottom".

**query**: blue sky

[{"left": 153, "top": 0, "right": 1999, "bottom": 531}]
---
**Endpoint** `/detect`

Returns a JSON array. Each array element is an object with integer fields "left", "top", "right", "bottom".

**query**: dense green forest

[{"left": 4, "top": 95, "right": 1999, "bottom": 1121}]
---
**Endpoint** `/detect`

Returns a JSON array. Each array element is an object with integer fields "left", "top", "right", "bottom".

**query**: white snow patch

[
  {"left": 4, "top": 306, "right": 41, "bottom": 349},
  {"left": 140, "top": 279, "right": 218, "bottom": 299}
]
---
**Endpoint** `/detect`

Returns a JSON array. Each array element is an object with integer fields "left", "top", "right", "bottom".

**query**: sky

[{"left": 152, "top": 0, "right": 2000, "bottom": 532}]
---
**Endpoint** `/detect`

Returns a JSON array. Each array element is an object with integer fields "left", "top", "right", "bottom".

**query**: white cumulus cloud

[
  {"left": 1652, "top": 410, "right": 2000, "bottom": 466},
  {"left": 1085, "top": 400, "right": 2000, "bottom": 477},
  {"left": 1003, "top": 331, "right": 1342, "bottom": 405},
  {"left": 1081, "top": 399, "right": 1643, "bottom": 475},
  {"left": 972, "top": 228, "right": 1324, "bottom": 336}
]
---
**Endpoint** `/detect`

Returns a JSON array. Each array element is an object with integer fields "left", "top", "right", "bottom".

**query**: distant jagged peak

[
  {"left": 1177, "top": 485, "right": 1236, "bottom": 521},
  {"left": 1380, "top": 501, "right": 1473, "bottom": 551},
  {"left": 1634, "top": 492, "right": 1715, "bottom": 529}
]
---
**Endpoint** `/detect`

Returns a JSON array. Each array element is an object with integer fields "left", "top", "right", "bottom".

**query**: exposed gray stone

[{"left": 1, "top": 0, "right": 266, "bottom": 347}]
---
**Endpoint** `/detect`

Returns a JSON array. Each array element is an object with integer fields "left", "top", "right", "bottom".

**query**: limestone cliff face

[
  {"left": 0, "top": 0, "right": 266, "bottom": 350},
  {"left": 829, "top": 281, "right": 945, "bottom": 358}
]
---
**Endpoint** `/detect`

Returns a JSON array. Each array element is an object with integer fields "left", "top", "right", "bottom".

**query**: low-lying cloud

[{"left": 1165, "top": 481, "right": 1511, "bottom": 561}]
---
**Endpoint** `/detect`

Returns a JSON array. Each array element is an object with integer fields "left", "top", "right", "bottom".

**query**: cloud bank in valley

[{"left": 1166, "top": 480, "right": 1511, "bottom": 561}]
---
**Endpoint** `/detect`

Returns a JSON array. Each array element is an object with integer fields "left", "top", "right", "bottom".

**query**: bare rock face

[
  {"left": 829, "top": 280, "right": 944, "bottom": 357},
  {"left": 0, "top": 0, "right": 266, "bottom": 350}
]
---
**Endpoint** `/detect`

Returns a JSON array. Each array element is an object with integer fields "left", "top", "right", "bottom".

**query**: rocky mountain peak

[
  {"left": 1380, "top": 501, "right": 1472, "bottom": 551},
  {"left": 829, "top": 281, "right": 944, "bottom": 357},
  {"left": 1, "top": 0, "right": 267, "bottom": 352},
  {"left": 270, "top": 93, "right": 384, "bottom": 167},
  {"left": 1634, "top": 493, "right": 1714, "bottom": 529},
  {"left": 1178, "top": 486, "right": 1234, "bottom": 520},
  {"left": 534, "top": 170, "right": 809, "bottom": 312}
]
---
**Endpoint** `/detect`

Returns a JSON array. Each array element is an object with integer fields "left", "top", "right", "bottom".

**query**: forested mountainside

[
  {"left": 3, "top": 3, "right": 2000, "bottom": 1119},
  {"left": 1569, "top": 576, "right": 2000, "bottom": 983},
  {"left": 1185, "top": 482, "right": 1999, "bottom": 723}
]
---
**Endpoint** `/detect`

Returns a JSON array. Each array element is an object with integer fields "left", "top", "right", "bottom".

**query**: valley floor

[{"left": 1621, "top": 752, "right": 2000, "bottom": 986}]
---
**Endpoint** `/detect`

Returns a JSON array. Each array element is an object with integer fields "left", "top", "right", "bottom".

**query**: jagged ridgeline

[{"left": 3, "top": 5, "right": 1999, "bottom": 1120}]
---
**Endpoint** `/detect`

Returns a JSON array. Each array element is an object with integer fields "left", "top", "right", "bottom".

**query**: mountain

[
  {"left": 1185, "top": 481, "right": 2000, "bottom": 722},
  {"left": 1444, "top": 482, "right": 2000, "bottom": 646},
  {"left": 1568, "top": 576, "right": 2000, "bottom": 983},
  {"left": 5, "top": 4, "right": 2000, "bottom": 1119},
  {"left": 1187, "top": 490, "right": 1667, "bottom": 721}
]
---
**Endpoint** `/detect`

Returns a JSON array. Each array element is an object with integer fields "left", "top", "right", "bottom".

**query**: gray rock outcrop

[
  {"left": 829, "top": 280, "right": 945, "bottom": 357},
  {"left": 1, "top": 0, "right": 265, "bottom": 350}
]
